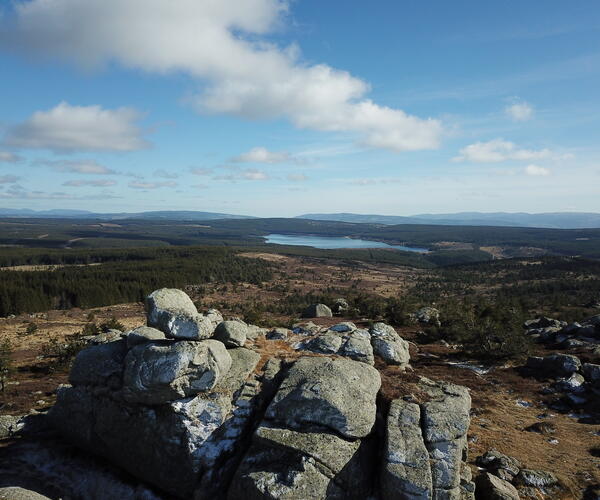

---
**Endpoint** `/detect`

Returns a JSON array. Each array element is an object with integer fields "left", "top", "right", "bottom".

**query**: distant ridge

[
  {"left": 296, "top": 212, "right": 600, "bottom": 229},
  {"left": 0, "top": 208, "right": 255, "bottom": 221}
]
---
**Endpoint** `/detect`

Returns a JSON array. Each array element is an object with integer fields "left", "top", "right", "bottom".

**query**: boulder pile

[
  {"left": 43, "top": 289, "right": 473, "bottom": 499},
  {"left": 524, "top": 314, "right": 600, "bottom": 349}
]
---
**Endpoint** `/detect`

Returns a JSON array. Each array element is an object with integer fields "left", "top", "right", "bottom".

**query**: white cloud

[
  {"left": 287, "top": 173, "right": 308, "bottom": 182},
  {"left": 0, "top": 151, "right": 23, "bottom": 163},
  {"left": 41, "top": 159, "right": 116, "bottom": 175},
  {"left": 524, "top": 164, "right": 551, "bottom": 176},
  {"left": 4, "top": 102, "right": 148, "bottom": 152},
  {"left": 0, "top": 175, "right": 19, "bottom": 184},
  {"left": 1, "top": 0, "right": 442, "bottom": 152},
  {"left": 453, "top": 139, "right": 554, "bottom": 163},
  {"left": 128, "top": 180, "right": 177, "bottom": 189},
  {"left": 505, "top": 101, "right": 534, "bottom": 122},
  {"left": 214, "top": 168, "right": 269, "bottom": 181},
  {"left": 233, "top": 147, "right": 291, "bottom": 164},
  {"left": 63, "top": 179, "right": 117, "bottom": 187}
]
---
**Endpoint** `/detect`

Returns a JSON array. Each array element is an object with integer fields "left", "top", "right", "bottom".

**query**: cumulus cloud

[
  {"left": 233, "top": 147, "right": 291, "bottom": 164},
  {"left": 287, "top": 173, "right": 308, "bottom": 182},
  {"left": 3, "top": 102, "right": 148, "bottom": 152},
  {"left": 524, "top": 164, "right": 550, "bottom": 176},
  {"left": 0, "top": 175, "right": 19, "bottom": 184},
  {"left": 40, "top": 159, "right": 116, "bottom": 175},
  {"left": 1, "top": 0, "right": 442, "bottom": 152},
  {"left": 505, "top": 101, "right": 534, "bottom": 122},
  {"left": 63, "top": 179, "right": 117, "bottom": 187},
  {"left": 0, "top": 151, "right": 23, "bottom": 163},
  {"left": 453, "top": 139, "right": 554, "bottom": 163},
  {"left": 128, "top": 180, "right": 177, "bottom": 189}
]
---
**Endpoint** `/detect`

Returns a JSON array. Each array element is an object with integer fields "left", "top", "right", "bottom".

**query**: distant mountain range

[
  {"left": 296, "top": 212, "right": 600, "bottom": 229},
  {"left": 0, "top": 208, "right": 255, "bottom": 221},
  {"left": 2, "top": 208, "right": 600, "bottom": 228}
]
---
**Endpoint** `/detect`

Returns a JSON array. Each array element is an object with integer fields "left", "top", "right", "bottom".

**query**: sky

[{"left": 0, "top": 0, "right": 599, "bottom": 217}]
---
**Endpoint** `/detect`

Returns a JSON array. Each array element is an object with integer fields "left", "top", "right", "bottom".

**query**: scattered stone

[
  {"left": 525, "top": 422, "right": 556, "bottom": 434},
  {"left": 526, "top": 353, "right": 581, "bottom": 376},
  {"left": 266, "top": 327, "right": 289, "bottom": 340},
  {"left": 476, "top": 449, "right": 521, "bottom": 478},
  {"left": 214, "top": 320, "right": 248, "bottom": 348},
  {"left": 413, "top": 307, "right": 440, "bottom": 326},
  {"left": 291, "top": 321, "right": 320, "bottom": 335},
  {"left": 476, "top": 472, "right": 520, "bottom": 500},
  {"left": 332, "top": 298, "right": 350, "bottom": 314},
  {"left": 302, "top": 303, "right": 333, "bottom": 318},
  {"left": 246, "top": 324, "right": 268, "bottom": 340},
  {"left": 516, "top": 469, "right": 558, "bottom": 488}
]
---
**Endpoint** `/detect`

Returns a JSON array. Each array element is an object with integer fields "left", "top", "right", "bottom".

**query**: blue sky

[{"left": 0, "top": 0, "right": 599, "bottom": 216}]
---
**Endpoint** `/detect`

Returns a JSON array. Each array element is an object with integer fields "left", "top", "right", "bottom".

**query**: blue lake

[{"left": 264, "top": 234, "right": 428, "bottom": 253}]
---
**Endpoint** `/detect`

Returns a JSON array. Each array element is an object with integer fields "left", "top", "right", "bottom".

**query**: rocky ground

[{"left": 0, "top": 255, "right": 599, "bottom": 499}]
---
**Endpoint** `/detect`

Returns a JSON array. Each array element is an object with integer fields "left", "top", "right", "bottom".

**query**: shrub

[
  {"left": 99, "top": 317, "right": 125, "bottom": 332},
  {"left": 25, "top": 322, "right": 38, "bottom": 335}
]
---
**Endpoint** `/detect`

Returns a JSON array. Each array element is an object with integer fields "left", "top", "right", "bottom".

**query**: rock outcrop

[
  {"left": 302, "top": 303, "right": 333, "bottom": 318},
  {"left": 43, "top": 288, "right": 473, "bottom": 499}
]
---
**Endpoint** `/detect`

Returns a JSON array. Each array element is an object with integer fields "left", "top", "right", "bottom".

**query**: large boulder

[
  {"left": 381, "top": 400, "right": 432, "bottom": 499},
  {"left": 214, "top": 321, "right": 248, "bottom": 348},
  {"left": 526, "top": 353, "right": 581, "bottom": 376},
  {"left": 50, "top": 343, "right": 263, "bottom": 499},
  {"left": 420, "top": 378, "right": 472, "bottom": 497},
  {"left": 339, "top": 329, "right": 374, "bottom": 365},
  {"left": 302, "top": 303, "right": 333, "bottom": 318},
  {"left": 369, "top": 322, "right": 410, "bottom": 366},
  {"left": 265, "top": 357, "right": 381, "bottom": 439},
  {"left": 69, "top": 340, "right": 128, "bottom": 389},
  {"left": 122, "top": 339, "right": 232, "bottom": 404},
  {"left": 228, "top": 424, "right": 373, "bottom": 500},
  {"left": 305, "top": 332, "right": 343, "bottom": 354},
  {"left": 125, "top": 326, "right": 166, "bottom": 348},
  {"left": 145, "top": 288, "right": 216, "bottom": 340}
]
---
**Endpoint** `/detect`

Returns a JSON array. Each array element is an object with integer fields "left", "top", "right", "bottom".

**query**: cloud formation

[
  {"left": 41, "top": 159, "right": 116, "bottom": 175},
  {"left": 214, "top": 168, "right": 269, "bottom": 182},
  {"left": 233, "top": 147, "right": 291, "bottom": 164},
  {"left": 505, "top": 101, "right": 534, "bottom": 122},
  {"left": 3, "top": 102, "right": 148, "bottom": 152},
  {"left": 63, "top": 179, "right": 117, "bottom": 187},
  {"left": 0, "top": 151, "right": 23, "bottom": 163},
  {"left": 287, "top": 173, "right": 308, "bottom": 182},
  {"left": 0, "top": 175, "right": 19, "bottom": 184},
  {"left": 1, "top": 0, "right": 442, "bottom": 152},
  {"left": 154, "top": 169, "right": 179, "bottom": 179},
  {"left": 453, "top": 139, "right": 554, "bottom": 163},
  {"left": 524, "top": 164, "right": 550, "bottom": 176}
]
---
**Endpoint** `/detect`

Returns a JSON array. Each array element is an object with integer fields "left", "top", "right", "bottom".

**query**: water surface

[{"left": 265, "top": 233, "right": 428, "bottom": 253}]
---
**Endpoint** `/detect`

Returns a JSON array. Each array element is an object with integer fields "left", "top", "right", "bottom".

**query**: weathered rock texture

[
  {"left": 44, "top": 288, "right": 473, "bottom": 500},
  {"left": 381, "top": 378, "right": 474, "bottom": 500}
]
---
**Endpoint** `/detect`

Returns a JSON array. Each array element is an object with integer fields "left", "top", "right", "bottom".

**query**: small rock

[
  {"left": 302, "top": 303, "right": 333, "bottom": 318},
  {"left": 126, "top": 326, "right": 166, "bottom": 348},
  {"left": 266, "top": 327, "right": 289, "bottom": 340},
  {"left": 476, "top": 472, "right": 520, "bottom": 500},
  {"left": 213, "top": 320, "right": 248, "bottom": 348},
  {"left": 516, "top": 469, "right": 558, "bottom": 488}
]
